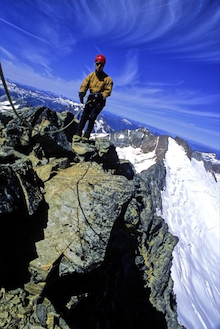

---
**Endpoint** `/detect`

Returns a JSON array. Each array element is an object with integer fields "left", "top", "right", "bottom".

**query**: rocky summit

[{"left": 0, "top": 106, "right": 184, "bottom": 329}]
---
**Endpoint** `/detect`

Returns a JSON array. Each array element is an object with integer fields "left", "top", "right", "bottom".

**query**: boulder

[{"left": 30, "top": 162, "right": 134, "bottom": 281}]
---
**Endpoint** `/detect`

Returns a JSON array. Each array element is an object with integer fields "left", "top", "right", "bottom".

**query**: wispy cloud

[
  {"left": 0, "top": 47, "right": 17, "bottom": 61},
  {"left": 114, "top": 50, "right": 139, "bottom": 86},
  {"left": 0, "top": 18, "right": 50, "bottom": 45},
  {"left": 108, "top": 89, "right": 219, "bottom": 149},
  {"left": 0, "top": 8, "right": 76, "bottom": 51},
  {"left": 1, "top": 0, "right": 219, "bottom": 62},
  {"left": 113, "top": 89, "right": 219, "bottom": 118},
  {"left": 69, "top": 0, "right": 220, "bottom": 61}
]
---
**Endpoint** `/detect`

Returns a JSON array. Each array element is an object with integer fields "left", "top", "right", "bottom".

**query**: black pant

[{"left": 76, "top": 98, "right": 105, "bottom": 139}]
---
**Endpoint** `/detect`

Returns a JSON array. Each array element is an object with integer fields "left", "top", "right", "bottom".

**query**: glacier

[{"left": 117, "top": 136, "right": 220, "bottom": 329}]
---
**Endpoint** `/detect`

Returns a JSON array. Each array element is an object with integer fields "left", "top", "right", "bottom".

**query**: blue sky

[{"left": 0, "top": 0, "right": 219, "bottom": 152}]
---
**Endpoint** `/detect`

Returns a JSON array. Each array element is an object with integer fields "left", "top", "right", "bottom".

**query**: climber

[{"left": 72, "top": 54, "right": 113, "bottom": 142}]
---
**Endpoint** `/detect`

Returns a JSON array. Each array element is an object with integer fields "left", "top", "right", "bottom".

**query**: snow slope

[
  {"left": 116, "top": 145, "right": 157, "bottom": 172},
  {"left": 0, "top": 100, "right": 21, "bottom": 111},
  {"left": 117, "top": 137, "right": 220, "bottom": 329},
  {"left": 161, "top": 138, "right": 220, "bottom": 329}
]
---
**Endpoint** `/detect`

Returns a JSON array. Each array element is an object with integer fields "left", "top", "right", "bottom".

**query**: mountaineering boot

[{"left": 72, "top": 134, "right": 81, "bottom": 142}]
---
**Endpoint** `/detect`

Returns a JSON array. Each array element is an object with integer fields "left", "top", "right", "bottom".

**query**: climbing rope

[
  {"left": 0, "top": 62, "right": 92, "bottom": 135},
  {"left": 0, "top": 62, "right": 33, "bottom": 130}
]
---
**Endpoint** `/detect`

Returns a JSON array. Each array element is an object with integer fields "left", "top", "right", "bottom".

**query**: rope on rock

[{"left": 0, "top": 62, "right": 90, "bottom": 135}]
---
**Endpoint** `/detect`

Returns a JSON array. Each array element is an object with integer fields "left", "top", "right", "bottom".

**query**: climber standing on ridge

[{"left": 73, "top": 54, "right": 113, "bottom": 142}]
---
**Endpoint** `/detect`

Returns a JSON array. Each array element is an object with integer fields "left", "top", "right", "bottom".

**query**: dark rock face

[
  {"left": 0, "top": 107, "right": 183, "bottom": 328},
  {"left": 0, "top": 160, "right": 47, "bottom": 288},
  {"left": 174, "top": 137, "right": 192, "bottom": 159},
  {"left": 138, "top": 162, "right": 179, "bottom": 324},
  {"left": 108, "top": 128, "right": 170, "bottom": 162},
  {"left": 192, "top": 150, "right": 220, "bottom": 174}
]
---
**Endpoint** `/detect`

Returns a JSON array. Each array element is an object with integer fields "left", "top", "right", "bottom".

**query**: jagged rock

[
  {"left": 175, "top": 136, "right": 192, "bottom": 159},
  {"left": 139, "top": 160, "right": 167, "bottom": 212},
  {"left": 0, "top": 109, "right": 14, "bottom": 125},
  {"left": 192, "top": 150, "right": 220, "bottom": 174},
  {"left": 109, "top": 127, "right": 148, "bottom": 148},
  {"left": 30, "top": 162, "right": 135, "bottom": 281},
  {"left": 136, "top": 161, "right": 181, "bottom": 328},
  {"left": 0, "top": 106, "right": 183, "bottom": 328},
  {"left": 0, "top": 106, "right": 77, "bottom": 158},
  {"left": 0, "top": 159, "right": 43, "bottom": 215},
  {"left": 0, "top": 145, "right": 24, "bottom": 163},
  {"left": 155, "top": 135, "right": 169, "bottom": 161},
  {"left": 108, "top": 127, "right": 170, "bottom": 163},
  {"left": 72, "top": 140, "right": 98, "bottom": 159},
  {"left": 28, "top": 155, "right": 71, "bottom": 182}
]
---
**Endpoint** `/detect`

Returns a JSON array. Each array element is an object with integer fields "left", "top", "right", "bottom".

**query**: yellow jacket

[{"left": 79, "top": 71, "right": 113, "bottom": 100}]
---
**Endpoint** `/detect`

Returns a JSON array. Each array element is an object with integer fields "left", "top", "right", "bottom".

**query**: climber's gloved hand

[{"left": 79, "top": 92, "right": 85, "bottom": 104}]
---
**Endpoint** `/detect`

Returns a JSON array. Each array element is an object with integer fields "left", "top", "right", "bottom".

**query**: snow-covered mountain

[
  {"left": 107, "top": 128, "right": 220, "bottom": 329},
  {"left": 0, "top": 80, "right": 78, "bottom": 111}
]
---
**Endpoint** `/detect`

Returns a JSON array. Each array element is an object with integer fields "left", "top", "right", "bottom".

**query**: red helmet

[{"left": 95, "top": 54, "right": 106, "bottom": 64}]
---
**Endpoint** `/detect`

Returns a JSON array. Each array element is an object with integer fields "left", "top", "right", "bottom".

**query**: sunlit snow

[
  {"left": 0, "top": 100, "right": 20, "bottom": 111},
  {"left": 116, "top": 146, "right": 156, "bottom": 172},
  {"left": 117, "top": 137, "right": 220, "bottom": 329},
  {"left": 161, "top": 138, "right": 220, "bottom": 329},
  {"left": 122, "top": 118, "right": 132, "bottom": 125}
]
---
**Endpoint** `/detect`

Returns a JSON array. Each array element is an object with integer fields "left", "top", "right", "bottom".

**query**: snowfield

[
  {"left": 0, "top": 100, "right": 21, "bottom": 111},
  {"left": 117, "top": 137, "right": 220, "bottom": 329},
  {"left": 161, "top": 138, "right": 220, "bottom": 329},
  {"left": 116, "top": 145, "right": 157, "bottom": 172}
]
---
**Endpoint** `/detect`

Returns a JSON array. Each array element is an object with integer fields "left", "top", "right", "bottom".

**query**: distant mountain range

[
  {"left": 0, "top": 80, "right": 142, "bottom": 133},
  {"left": 0, "top": 79, "right": 219, "bottom": 158}
]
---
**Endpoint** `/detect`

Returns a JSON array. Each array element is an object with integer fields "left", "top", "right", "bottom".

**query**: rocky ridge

[
  {"left": 0, "top": 106, "right": 184, "bottom": 328},
  {"left": 107, "top": 128, "right": 220, "bottom": 175}
]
